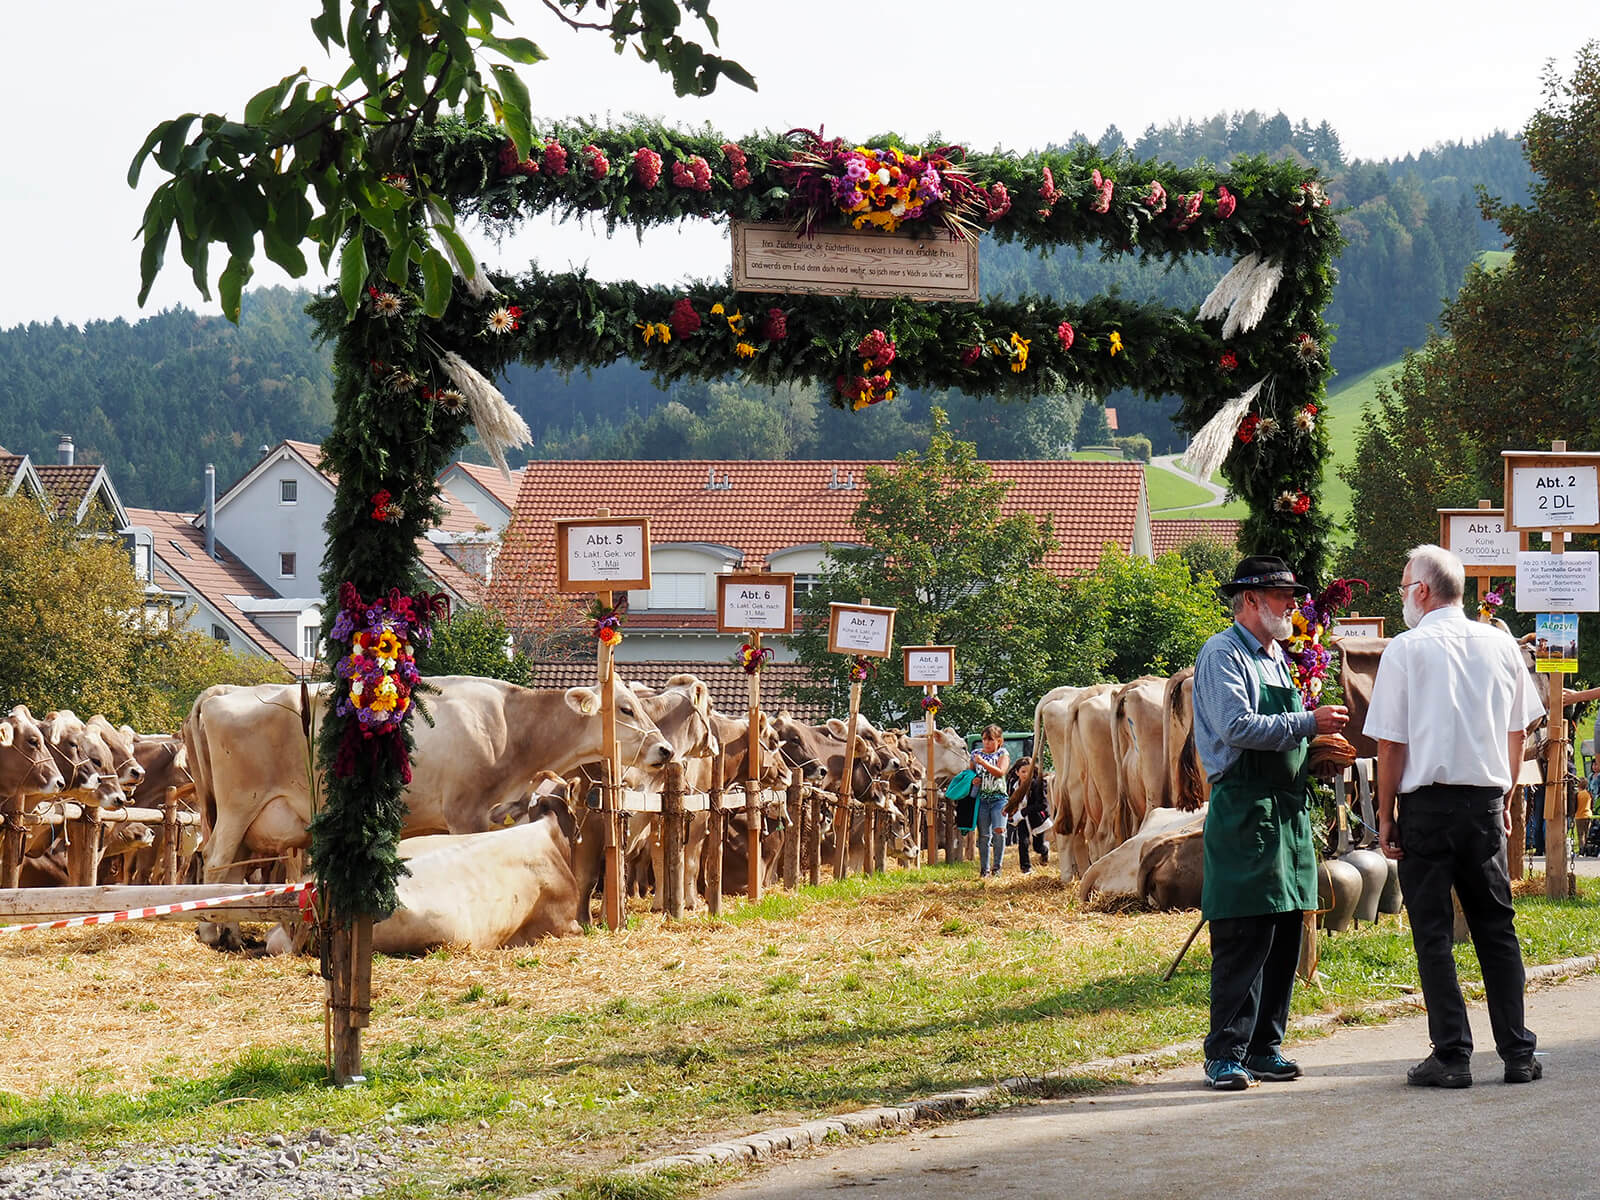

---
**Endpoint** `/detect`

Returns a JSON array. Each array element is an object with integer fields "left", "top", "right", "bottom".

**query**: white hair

[{"left": 1407, "top": 543, "right": 1465, "bottom": 604}]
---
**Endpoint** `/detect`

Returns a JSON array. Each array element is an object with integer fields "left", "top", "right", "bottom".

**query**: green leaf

[
  {"left": 309, "top": 0, "right": 343, "bottom": 48},
  {"left": 339, "top": 232, "right": 369, "bottom": 319},
  {"left": 640, "top": 0, "right": 681, "bottom": 31},
  {"left": 263, "top": 223, "right": 309, "bottom": 277},
  {"left": 430, "top": 221, "right": 474, "bottom": 278},
  {"left": 385, "top": 234, "right": 414, "bottom": 285},
  {"left": 488, "top": 63, "right": 532, "bottom": 156},
  {"left": 218, "top": 252, "right": 253, "bottom": 323},
  {"left": 481, "top": 34, "right": 546, "bottom": 64},
  {"left": 128, "top": 116, "right": 188, "bottom": 187},
  {"left": 419, "top": 246, "right": 453, "bottom": 317},
  {"left": 151, "top": 115, "right": 200, "bottom": 173},
  {"left": 244, "top": 73, "right": 298, "bottom": 125},
  {"left": 135, "top": 203, "right": 174, "bottom": 306}
]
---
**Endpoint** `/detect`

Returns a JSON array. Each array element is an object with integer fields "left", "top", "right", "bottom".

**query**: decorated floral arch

[{"left": 309, "top": 117, "right": 1341, "bottom": 917}]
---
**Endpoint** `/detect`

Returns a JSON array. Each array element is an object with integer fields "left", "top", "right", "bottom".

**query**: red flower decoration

[
  {"left": 763, "top": 308, "right": 788, "bottom": 341},
  {"left": 633, "top": 147, "right": 662, "bottom": 189},
  {"left": 542, "top": 141, "right": 569, "bottom": 177},
  {"left": 497, "top": 140, "right": 538, "bottom": 177},
  {"left": 1292, "top": 492, "right": 1311, "bottom": 515},
  {"left": 1219, "top": 350, "right": 1238, "bottom": 370},
  {"left": 1237, "top": 413, "right": 1260, "bottom": 444},
  {"left": 1056, "top": 321, "right": 1075, "bottom": 351},
  {"left": 370, "top": 489, "right": 400, "bottom": 522},
  {"left": 985, "top": 182, "right": 1011, "bottom": 221},
  {"left": 720, "top": 142, "right": 747, "bottom": 170},
  {"left": 669, "top": 298, "right": 702, "bottom": 338},
  {"left": 581, "top": 143, "right": 609, "bottom": 180},
  {"left": 1215, "top": 185, "right": 1237, "bottom": 219},
  {"left": 961, "top": 345, "right": 982, "bottom": 366},
  {"left": 857, "top": 329, "right": 896, "bottom": 370}
]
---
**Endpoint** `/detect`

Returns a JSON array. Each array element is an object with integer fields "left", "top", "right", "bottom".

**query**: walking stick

[{"left": 1163, "top": 915, "right": 1206, "bottom": 982}]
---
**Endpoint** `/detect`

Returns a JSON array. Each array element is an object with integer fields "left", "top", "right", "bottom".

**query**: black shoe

[
  {"left": 1407, "top": 1055, "right": 1472, "bottom": 1089},
  {"left": 1504, "top": 1055, "right": 1543, "bottom": 1084}
]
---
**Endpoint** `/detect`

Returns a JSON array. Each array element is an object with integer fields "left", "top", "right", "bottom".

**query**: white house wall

[
  {"left": 438, "top": 471, "right": 508, "bottom": 532},
  {"left": 212, "top": 453, "right": 332, "bottom": 591}
]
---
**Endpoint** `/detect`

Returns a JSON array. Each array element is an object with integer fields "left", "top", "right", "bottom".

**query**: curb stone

[{"left": 512, "top": 953, "right": 1599, "bottom": 1200}]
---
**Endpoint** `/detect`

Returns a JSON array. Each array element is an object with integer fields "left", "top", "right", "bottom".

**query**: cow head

[
  {"left": 88, "top": 715, "right": 146, "bottom": 789},
  {"left": 633, "top": 675, "right": 719, "bottom": 761},
  {"left": 0, "top": 705, "right": 65, "bottom": 796},
  {"left": 563, "top": 679, "right": 675, "bottom": 781},
  {"left": 42, "top": 710, "right": 125, "bottom": 802}
]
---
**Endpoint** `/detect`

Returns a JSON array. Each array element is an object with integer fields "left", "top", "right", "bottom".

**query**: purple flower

[{"left": 330, "top": 611, "right": 355, "bottom": 641}]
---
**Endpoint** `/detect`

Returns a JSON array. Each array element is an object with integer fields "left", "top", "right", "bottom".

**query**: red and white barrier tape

[{"left": 0, "top": 880, "right": 318, "bottom": 934}]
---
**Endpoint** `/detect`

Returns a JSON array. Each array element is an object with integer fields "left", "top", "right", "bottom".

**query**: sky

[{"left": 1, "top": 1, "right": 1594, "bottom": 330}]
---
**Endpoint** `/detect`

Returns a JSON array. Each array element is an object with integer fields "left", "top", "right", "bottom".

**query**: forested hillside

[{"left": 0, "top": 111, "right": 1532, "bottom": 503}]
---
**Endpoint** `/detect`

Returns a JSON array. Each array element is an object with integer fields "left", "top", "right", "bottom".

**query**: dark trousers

[
  {"left": 1015, "top": 824, "right": 1047, "bottom": 872},
  {"left": 1204, "top": 909, "right": 1302, "bottom": 1062},
  {"left": 1397, "top": 787, "right": 1536, "bottom": 1064}
]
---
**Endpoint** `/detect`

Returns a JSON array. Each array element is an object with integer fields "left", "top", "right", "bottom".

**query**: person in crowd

[
  {"left": 1005, "top": 755, "right": 1051, "bottom": 874},
  {"left": 970, "top": 725, "right": 1011, "bottom": 879},
  {"left": 1525, "top": 784, "right": 1546, "bottom": 856},
  {"left": 1575, "top": 777, "right": 1592, "bottom": 857},
  {"left": 1369, "top": 544, "right": 1545, "bottom": 1088},
  {"left": 1194, "top": 556, "right": 1349, "bottom": 1091}
]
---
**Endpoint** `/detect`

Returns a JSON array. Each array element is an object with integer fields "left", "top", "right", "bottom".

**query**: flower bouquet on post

[{"left": 775, "top": 130, "right": 984, "bottom": 240}]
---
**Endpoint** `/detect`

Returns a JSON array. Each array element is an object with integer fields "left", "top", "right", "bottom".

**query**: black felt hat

[{"left": 1217, "top": 555, "right": 1310, "bottom": 598}]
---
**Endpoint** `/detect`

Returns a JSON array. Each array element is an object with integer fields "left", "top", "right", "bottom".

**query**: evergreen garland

[{"left": 310, "top": 118, "right": 1342, "bottom": 919}]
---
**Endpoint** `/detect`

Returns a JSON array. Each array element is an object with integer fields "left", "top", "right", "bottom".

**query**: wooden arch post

[{"left": 555, "top": 511, "right": 653, "bottom": 930}]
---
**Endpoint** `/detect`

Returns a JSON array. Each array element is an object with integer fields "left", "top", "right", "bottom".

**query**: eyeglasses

[{"left": 1398, "top": 581, "right": 1423, "bottom": 595}]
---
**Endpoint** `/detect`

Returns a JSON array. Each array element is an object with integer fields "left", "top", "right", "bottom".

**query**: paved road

[
  {"left": 1149, "top": 453, "right": 1226, "bottom": 513},
  {"left": 712, "top": 971, "right": 1600, "bottom": 1200}
]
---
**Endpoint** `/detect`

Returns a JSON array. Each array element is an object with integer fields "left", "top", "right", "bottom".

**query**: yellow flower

[
  {"left": 726, "top": 310, "right": 745, "bottom": 335},
  {"left": 636, "top": 321, "right": 671, "bottom": 345},
  {"left": 1009, "top": 332, "right": 1031, "bottom": 373},
  {"left": 734, "top": 341, "right": 758, "bottom": 359},
  {"left": 1108, "top": 331, "right": 1124, "bottom": 356},
  {"left": 711, "top": 303, "right": 725, "bottom": 316},
  {"left": 375, "top": 630, "right": 403, "bottom": 660}
]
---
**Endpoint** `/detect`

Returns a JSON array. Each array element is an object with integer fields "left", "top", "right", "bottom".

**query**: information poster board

[
  {"left": 1503, "top": 452, "right": 1600, "bottom": 532},
  {"left": 1535, "top": 613, "right": 1579, "bottom": 674},
  {"left": 1515, "top": 551, "right": 1600, "bottom": 613},
  {"left": 732, "top": 221, "right": 979, "bottom": 302},
  {"left": 555, "top": 517, "right": 652, "bottom": 592},
  {"left": 902, "top": 645, "right": 956, "bottom": 686},
  {"left": 716, "top": 572, "right": 794, "bottom": 633},
  {"left": 827, "top": 602, "right": 897, "bottom": 657},
  {"left": 1438, "top": 508, "right": 1524, "bottom": 576}
]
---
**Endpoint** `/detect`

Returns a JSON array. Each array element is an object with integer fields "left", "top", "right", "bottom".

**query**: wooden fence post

[
  {"left": 873, "top": 801, "right": 887, "bottom": 874},
  {"left": 327, "top": 913, "right": 373, "bottom": 1084},
  {"left": 834, "top": 681, "right": 863, "bottom": 880},
  {"left": 65, "top": 796, "right": 101, "bottom": 888},
  {"left": 163, "top": 786, "right": 181, "bottom": 885},
  {"left": 1, "top": 794, "right": 23, "bottom": 889},
  {"left": 806, "top": 787, "right": 822, "bottom": 887},
  {"left": 662, "top": 761, "right": 685, "bottom": 919},
  {"left": 705, "top": 755, "right": 725, "bottom": 916}
]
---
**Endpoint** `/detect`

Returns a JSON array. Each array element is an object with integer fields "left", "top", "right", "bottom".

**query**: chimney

[
  {"left": 57, "top": 435, "right": 74, "bottom": 466},
  {"left": 259, "top": 444, "right": 270, "bottom": 458},
  {"left": 204, "top": 464, "right": 216, "bottom": 560},
  {"left": 707, "top": 466, "right": 717, "bottom": 490}
]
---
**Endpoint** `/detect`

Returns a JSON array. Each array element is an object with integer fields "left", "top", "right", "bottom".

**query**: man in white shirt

[{"left": 1366, "top": 544, "right": 1546, "bottom": 1088}]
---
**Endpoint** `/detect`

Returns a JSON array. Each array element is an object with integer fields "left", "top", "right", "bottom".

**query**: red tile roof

[
  {"left": 1151, "top": 518, "right": 1242, "bottom": 557},
  {"left": 489, "top": 459, "right": 1146, "bottom": 622},
  {"left": 525, "top": 660, "right": 829, "bottom": 722},
  {"left": 127, "top": 506, "right": 302, "bottom": 675},
  {"left": 285, "top": 439, "right": 326, "bottom": 473},
  {"left": 445, "top": 461, "right": 524, "bottom": 515},
  {"left": 34, "top": 464, "right": 103, "bottom": 521}
]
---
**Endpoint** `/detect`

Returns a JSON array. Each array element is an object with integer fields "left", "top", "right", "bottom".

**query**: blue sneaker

[
  {"left": 1204, "top": 1058, "right": 1256, "bottom": 1090},
  {"left": 1243, "top": 1050, "right": 1302, "bottom": 1081}
]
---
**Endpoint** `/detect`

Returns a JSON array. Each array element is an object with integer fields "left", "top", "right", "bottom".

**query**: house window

[
  {"left": 792, "top": 573, "right": 822, "bottom": 597},
  {"left": 643, "top": 572, "right": 706, "bottom": 610},
  {"left": 302, "top": 626, "right": 322, "bottom": 662},
  {"left": 211, "top": 624, "right": 229, "bottom": 644},
  {"left": 279, "top": 552, "right": 296, "bottom": 578},
  {"left": 280, "top": 478, "right": 298, "bottom": 504}
]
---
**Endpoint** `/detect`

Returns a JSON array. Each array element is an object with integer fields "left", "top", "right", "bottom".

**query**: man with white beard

[
  {"left": 1368, "top": 543, "right": 1545, "bottom": 1088},
  {"left": 1192, "top": 555, "right": 1349, "bottom": 1090}
]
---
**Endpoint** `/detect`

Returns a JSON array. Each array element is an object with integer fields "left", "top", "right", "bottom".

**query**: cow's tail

[
  {"left": 182, "top": 696, "right": 216, "bottom": 847},
  {"left": 1167, "top": 673, "right": 1203, "bottom": 813},
  {"left": 1051, "top": 703, "right": 1079, "bottom": 839}
]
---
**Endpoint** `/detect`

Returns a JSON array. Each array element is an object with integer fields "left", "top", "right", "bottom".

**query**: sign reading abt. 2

[{"left": 1512, "top": 464, "right": 1600, "bottom": 527}]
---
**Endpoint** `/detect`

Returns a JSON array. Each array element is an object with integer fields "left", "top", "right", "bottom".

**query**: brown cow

[
  {"left": 1, "top": 706, "right": 64, "bottom": 799},
  {"left": 1138, "top": 823, "right": 1204, "bottom": 911},
  {"left": 1163, "top": 668, "right": 1210, "bottom": 813},
  {"left": 1112, "top": 676, "right": 1169, "bottom": 839},
  {"left": 41, "top": 711, "right": 125, "bottom": 807},
  {"left": 86, "top": 716, "right": 146, "bottom": 796}
]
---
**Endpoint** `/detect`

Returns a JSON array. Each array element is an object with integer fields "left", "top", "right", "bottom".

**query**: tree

[
  {"left": 0, "top": 497, "right": 287, "bottom": 729},
  {"left": 1340, "top": 44, "right": 1600, "bottom": 679},
  {"left": 1077, "top": 402, "right": 1111, "bottom": 447},
  {"left": 788, "top": 411, "right": 1079, "bottom": 734},
  {"left": 130, "top": 2, "right": 754, "bottom": 322},
  {"left": 424, "top": 606, "right": 532, "bottom": 685},
  {"left": 1059, "top": 545, "right": 1230, "bottom": 683}
]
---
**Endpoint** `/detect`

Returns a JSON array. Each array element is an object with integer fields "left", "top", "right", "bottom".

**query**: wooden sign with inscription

[
  {"left": 732, "top": 221, "right": 978, "bottom": 302},
  {"left": 1502, "top": 449, "right": 1600, "bottom": 533},
  {"left": 902, "top": 645, "right": 955, "bottom": 686},
  {"left": 1438, "top": 506, "right": 1525, "bottom": 577},
  {"left": 716, "top": 573, "right": 794, "bottom": 633},
  {"left": 1331, "top": 614, "right": 1385, "bottom": 639},
  {"left": 554, "top": 517, "right": 652, "bottom": 593},
  {"left": 827, "top": 602, "right": 897, "bottom": 657}
]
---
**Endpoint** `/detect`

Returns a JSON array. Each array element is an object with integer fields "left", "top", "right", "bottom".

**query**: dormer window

[{"left": 280, "top": 478, "right": 298, "bottom": 504}]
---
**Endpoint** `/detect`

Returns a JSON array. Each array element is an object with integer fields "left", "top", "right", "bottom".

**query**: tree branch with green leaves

[{"left": 128, "top": 0, "right": 754, "bottom": 323}]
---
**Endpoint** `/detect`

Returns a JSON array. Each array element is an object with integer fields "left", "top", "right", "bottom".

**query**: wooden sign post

[
  {"left": 1330, "top": 613, "right": 1385, "bottom": 640},
  {"left": 1504, "top": 443, "right": 1600, "bottom": 899},
  {"left": 904, "top": 646, "right": 955, "bottom": 869},
  {"left": 555, "top": 511, "right": 652, "bottom": 930},
  {"left": 717, "top": 572, "right": 795, "bottom": 902},
  {"left": 827, "top": 600, "right": 896, "bottom": 879}
]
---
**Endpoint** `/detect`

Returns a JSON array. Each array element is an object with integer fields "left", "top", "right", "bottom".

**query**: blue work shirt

[{"left": 1193, "top": 622, "right": 1319, "bottom": 782}]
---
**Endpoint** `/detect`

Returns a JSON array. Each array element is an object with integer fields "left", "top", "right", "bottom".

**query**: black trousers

[
  {"left": 1397, "top": 787, "right": 1536, "bottom": 1063},
  {"left": 1204, "top": 908, "right": 1302, "bottom": 1062},
  {"left": 1015, "top": 824, "right": 1047, "bottom": 871}
]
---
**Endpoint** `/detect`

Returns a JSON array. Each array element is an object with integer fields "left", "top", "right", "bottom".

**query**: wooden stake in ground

[
  {"left": 746, "top": 630, "right": 764, "bottom": 901},
  {"left": 327, "top": 912, "right": 373, "bottom": 1084},
  {"left": 597, "top": 584, "right": 626, "bottom": 932},
  {"left": 922, "top": 686, "right": 937, "bottom": 868},
  {"left": 834, "top": 679, "right": 862, "bottom": 881}
]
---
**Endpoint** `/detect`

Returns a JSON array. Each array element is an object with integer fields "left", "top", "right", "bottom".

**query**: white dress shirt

[{"left": 1364, "top": 605, "right": 1546, "bottom": 794}]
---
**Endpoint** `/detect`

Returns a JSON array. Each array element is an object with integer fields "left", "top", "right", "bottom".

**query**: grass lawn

[
  {"left": 1, "top": 867, "right": 1596, "bottom": 1198},
  {"left": 1145, "top": 464, "right": 1214, "bottom": 512}
]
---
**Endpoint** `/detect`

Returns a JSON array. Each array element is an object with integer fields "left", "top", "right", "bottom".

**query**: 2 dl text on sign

[{"left": 1502, "top": 449, "right": 1600, "bottom": 533}]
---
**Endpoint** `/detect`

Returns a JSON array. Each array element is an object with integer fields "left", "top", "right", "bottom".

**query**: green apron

[{"left": 1200, "top": 626, "right": 1317, "bottom": 921}]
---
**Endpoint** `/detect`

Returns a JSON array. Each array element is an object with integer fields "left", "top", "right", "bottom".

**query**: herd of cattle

[
  {"left": 0, "top": 705, "right": 195, "bottom": 887},
  {"left": 0, "top": 632, "right": 1549, "bottom": 953}
]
